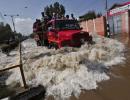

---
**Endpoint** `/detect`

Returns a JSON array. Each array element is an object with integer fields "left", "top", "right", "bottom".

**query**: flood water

[
  {"left": 70, "top": 34, "right": 130, "bottom": 100},
  {"left": 0, "top": 34, "right": 130, "bottom": 100}
]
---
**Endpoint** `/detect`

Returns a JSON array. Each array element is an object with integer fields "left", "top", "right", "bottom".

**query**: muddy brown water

[
  {"left": 69, "top": 34, "right": 130, "bottom": 100},
  {"left": 1, "top": 34, "right": 130, "bottom": 100}
]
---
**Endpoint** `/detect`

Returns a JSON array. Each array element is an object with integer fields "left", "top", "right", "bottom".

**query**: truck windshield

[{"left": 55, "top": 20, "right": 80, "bottom": 30}]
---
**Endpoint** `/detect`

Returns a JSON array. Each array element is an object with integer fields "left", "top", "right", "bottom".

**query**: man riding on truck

[
  {"left": 33, "top": 19, "right": 44, "bottom": 46},
  {"left": 33, "top": 12, "right": 50, "bottom": 46},
  {"left": 41, "top": 12, "right": 49, "bottom": 46},
  {"left": 33, "top": 12, "right": 93, "bottom": 48}
]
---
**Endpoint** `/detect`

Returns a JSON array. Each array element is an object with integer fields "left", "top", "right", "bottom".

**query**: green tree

[
  {"left": 44, "top": 2, "right": 66, "bottom": 18},
  {"left": 44, "top": 6, "right": 50, "bottom": 16},
  {"left": 0, "top": 23, "right": 13, "bottom": 42},
  {"left": 97, "top": 13, "right": 102, "bottom": 18},
  {"left": 59, "top": 5, "right": 65, "bottom": 17},
  {"left": 79, "top": 11, "right": 102, "bottom": 21}
]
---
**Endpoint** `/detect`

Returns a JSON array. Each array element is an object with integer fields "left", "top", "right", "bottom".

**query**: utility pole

[
  {"left": 105, "top": 0, "right": 108, "bottom": 10},
  {"left": 105, "top": 0, "right": 110, "bottom": 37},
  {"left": 4, "top": 14, "right": 19, "bottom": 33},
  {"left": 4, "top": 14, "right": 27, "bottom": 88}
]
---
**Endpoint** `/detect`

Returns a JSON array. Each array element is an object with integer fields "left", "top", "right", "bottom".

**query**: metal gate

[{"left": 109, "top": 15, "right": 122, "bottom": 34}]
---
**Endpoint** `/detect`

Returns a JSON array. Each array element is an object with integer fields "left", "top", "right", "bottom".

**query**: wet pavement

[{"left": 70, "top": 34, "right": 130, "bottom": 100}]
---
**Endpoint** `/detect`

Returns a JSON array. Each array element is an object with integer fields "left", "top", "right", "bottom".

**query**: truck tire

[
  {"left": 48, "top": 42, "right": 58, "bottom": 49},
  {"left": 54, "top": 43, "right": 58, "bottom": 49},
  {"left": 37, "top": 41, "right": 41, "bottom": 46}
]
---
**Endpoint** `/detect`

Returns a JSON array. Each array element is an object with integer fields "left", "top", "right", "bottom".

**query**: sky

[{"left": 0, "top": 0, "right": 129, "bottom": 35}]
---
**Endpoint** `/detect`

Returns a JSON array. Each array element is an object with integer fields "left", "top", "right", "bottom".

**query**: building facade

[{"left": 108, "top": 2, "right": 130, "bottom": 36}]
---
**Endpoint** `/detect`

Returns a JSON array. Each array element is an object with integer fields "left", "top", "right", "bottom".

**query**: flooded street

[
  {"left": 71, "top": 34, "right": 130, "bottom": 100},
  {"left": 0, "top": 0, "right": 130, "bottom": 99},
  {"left": 0, "top": 34, "right": 129, "bottom": 100}
]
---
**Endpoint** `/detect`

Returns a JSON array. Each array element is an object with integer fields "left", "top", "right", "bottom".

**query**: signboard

[{"left": 109, "top": 2, "right": 130, "bottom": 16}]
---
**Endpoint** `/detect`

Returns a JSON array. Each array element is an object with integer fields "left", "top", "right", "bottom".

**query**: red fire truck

[{"left": 34, "top": 19, "right": 92, "bottom": 49}]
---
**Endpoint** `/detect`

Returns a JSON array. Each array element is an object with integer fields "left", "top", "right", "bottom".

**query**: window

[{"left": 55, "top": 20, "right": 80, "bottom": 30}]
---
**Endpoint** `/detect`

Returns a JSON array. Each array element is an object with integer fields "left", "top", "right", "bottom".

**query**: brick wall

[
  {"left": 95, "top": 17, "right": 106, "bottom": 36},
  {"left": 128, "top": 10, "right": 130, "bottom": 37},
  {"left": 87, "top": 20, "right": 94, "bottom": 32},
  {"left": 121, "top": 13, "right": 126, "bottom": 33},
  {"left": 129, "top": 17, "right": 130, "bottom": 37},
  {"left": 79, "top": 21, "right": 87, "bottom": 31},
  {"left": 121, "top": 11, "right": 130, "bottom": 39},
  {"left": 80, "top": 16, "right": 106, "bottom": 36}
]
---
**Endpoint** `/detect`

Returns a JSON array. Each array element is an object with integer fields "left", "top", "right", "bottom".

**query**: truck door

[{"left": 48, "top": 21, "right": 57, "bottom": 41}]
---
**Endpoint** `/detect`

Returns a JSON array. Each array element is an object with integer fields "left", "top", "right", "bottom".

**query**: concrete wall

[{"left": 80, "top": 16, "right": 106, "bottom": 36}]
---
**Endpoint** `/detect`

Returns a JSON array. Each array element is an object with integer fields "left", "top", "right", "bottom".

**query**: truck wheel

[
  {"left": 48, "top": 42, "right": 59, "bottom": 49},
  {"left": 37, "top": 41, "right": 41, "bottom": 46},
  {"left": 54, "top": 43, "right": 59, "bottom": 49},
  {"left": 44, "top": 40, "right": 49, "bottom": 47},
  {"left": 48, "top": 43, "right": 52, "bottom": 49},
  {"left": 88, "top": 36, "right": 93, "bottom": 44},
  {"left": 48, "top": 42, "right": 54, "bottom": 49}
]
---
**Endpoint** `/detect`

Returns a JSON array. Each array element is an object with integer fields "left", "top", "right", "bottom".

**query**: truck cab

[{"left": 47, "top": 19, "right": 92, "bottom": 48}]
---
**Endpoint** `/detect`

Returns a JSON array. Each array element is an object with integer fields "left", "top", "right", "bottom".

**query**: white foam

[
  {"left": 0, "top": 50, "right": 19, "bottom": 69},
  {"left": 0, "top": 34, "right": 125, "bottom": 99}
]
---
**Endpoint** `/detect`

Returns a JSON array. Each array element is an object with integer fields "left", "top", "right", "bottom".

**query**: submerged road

[
  {"left": 0, "top": 34, "right": 130, "bottom": 100},
  {"left": 70, "top": 34, "right": 130, "bottom": 100}
]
